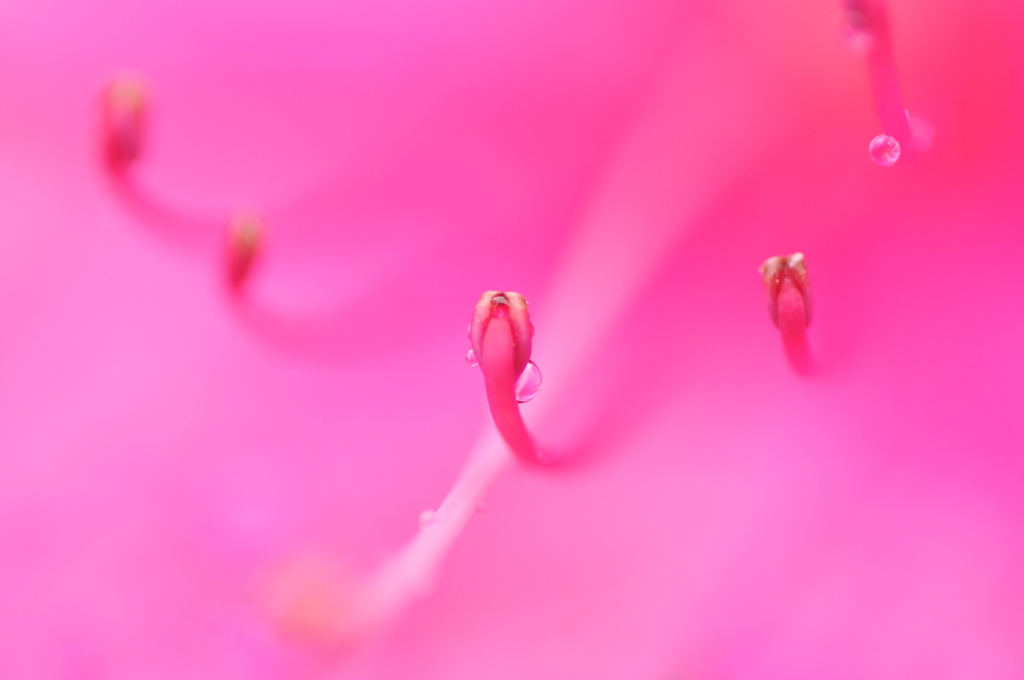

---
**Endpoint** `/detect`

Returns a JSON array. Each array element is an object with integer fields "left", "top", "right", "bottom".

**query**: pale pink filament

[
  {"left": 320, "top": 298, "right": 545, "bottom": 642},
  {"left": 480, "top": 313, "right": 544, "bottom": 465},
  {"left": 358, "top": 430, "right": 514, "bottom": 637},
  {"left": 848, "top": 0, "right": 915, "bottom": 145}
]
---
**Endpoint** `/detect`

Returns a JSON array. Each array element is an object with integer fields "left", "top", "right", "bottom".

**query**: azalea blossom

[{"left": 1, "top": 0, "right": 1023, "bottom": 678}]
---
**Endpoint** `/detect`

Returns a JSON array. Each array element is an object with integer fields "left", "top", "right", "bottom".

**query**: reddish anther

[
  {"left": 101, "top": 74, "right": 148, "bottom": 170},
  {"left": 760, "top": 253, "right": 811, "bottom": 328},
  {"left": 760, "top": 253, "right": 815, "bottom": 374},
  {"left": 469, "top": 291, "right": 533, "bottom": 379},
  {"left": 469, "top": 291, "right": 545, "bottom": 464},
  {"left": 226, "top": 212, "right": 264, "bottom": 293}
]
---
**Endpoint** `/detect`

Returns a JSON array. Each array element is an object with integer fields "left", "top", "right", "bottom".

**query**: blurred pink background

[{"left": 1, "top": 0, "right": 1023, "bottom": 678}]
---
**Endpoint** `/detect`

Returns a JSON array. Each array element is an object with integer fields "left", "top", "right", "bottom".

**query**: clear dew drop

[
  {"left": 514, "top": 360, "right": 542, "bottom": 403},
  {"left": 868, "top": 134, "right": 901, "bottom": 166},
  {"left": 418, "top": 509, "right": 436, "bottom": 529},
  {"left": 465, "top": 348, "right": 478, "bottom": 367}
]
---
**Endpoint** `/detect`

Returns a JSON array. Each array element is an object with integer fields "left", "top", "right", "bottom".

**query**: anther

[
  {"left": 468, "top": 291, "right": 546, "bottom": 464},
  {"left": 101, "top": 74, "right": 148, "bottom": 170},
  {"left": 760, "top": 253, "right": 811, "bottom": 328},
  {"left": 759, "top": 253, "right": 816, "bottom": 374},
  {"left": 469, "top": 291, "right": 533, "bottom": 384},
  {"left": 226, "top": 212, "right": 264, "bottom": 293}
]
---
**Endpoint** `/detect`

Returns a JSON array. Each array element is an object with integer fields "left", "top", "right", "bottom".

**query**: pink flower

[{"left": 1, "top": 0, "right": 1023, "bottom": 678}]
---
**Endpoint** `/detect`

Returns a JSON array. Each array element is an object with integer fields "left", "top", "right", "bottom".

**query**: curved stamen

[
  {"left": 358, "top": 428, "right": 514, "bottom": 637},
  {"left": 843, "top": 0, "right": 930, "bottom": 164},
  {"left": 846, "top": 1, "right": 911, "bottom": 138},
  {"left": 469, "top": 291, "right": 546, "bottom": 465},
  {"left": 97, "top": 76, "right": 391, "bottom": 359},
  {"left": 99, "top": 75, "right": 228, "bottom": 254},
  {"left": 310, "top": 292, "right": 546, "bottom": 645}
]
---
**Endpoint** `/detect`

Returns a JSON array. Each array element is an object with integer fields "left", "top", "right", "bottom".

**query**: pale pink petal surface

[{"left": 0, "top": 0, "right": 1022, "bottom": 678}]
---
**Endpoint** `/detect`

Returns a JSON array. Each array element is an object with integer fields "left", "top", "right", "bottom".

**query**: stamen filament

[
  {"left": 468, "top": 291, "right": 546, "bottom": 465},
  {"left": 480, "top": 315, "right": 543, "bottom": 464},
  {"left": 334, "top": 292, "right": 546, "bottom": 641},
  {"left": 362, "top": 430, "right": 513, "bottom": 631},
  {"left": 844, "top": 0, "right": 934, "bottom": 165},
  {"left": 852, "top": 0, "right": 914, "bottom": 143},
  {"left": 99, "top": 77, "right": 227, "bottom": 255}
]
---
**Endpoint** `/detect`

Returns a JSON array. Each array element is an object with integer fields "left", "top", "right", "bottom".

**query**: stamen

[
  {"left": 301, "top": 292, "right": 548, "bottom": 646},
  {"left": 842, "top": 0, "right": 931, "bottom": 164},
  {"left": 468, "top": 291, "right": 547, "bottom": 465},
  {"left": 98, "top": 77, "right": 226, "bottom": 254},
  {"left": 355, "top": 427, "right": 515, "bottom": 639},
  {"left": 94, "top": 76, "right": 361, "bottom": 358},
  {"left": 759, "top": 253, "right": 816, "bottom": 374},
  {"left": 101, "top": 73, "right": 148, "bottom": 170}
]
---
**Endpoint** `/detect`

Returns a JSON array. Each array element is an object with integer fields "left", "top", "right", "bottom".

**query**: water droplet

[
  {"left": 465, "top": 348, "right": 478, "bottom": 367},
  {"left": 475, "top": 501, "right": 488, "bottom": 514},
  {"left": 868, "top": 134, "right": 900, "bottom": 166},
  {"left": 514, "top": 360, "right": 542, "bottom": 403},
  {"left": 418, "top": 509, "right": 435, "bottom": 529}
]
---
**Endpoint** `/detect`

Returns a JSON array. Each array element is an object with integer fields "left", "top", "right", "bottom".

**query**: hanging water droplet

[
  {"left": 465, "top": 348, "right": 478, "bottom": 367},
  {"left": 514, "top": 360, "right": 542, "bottom": 403},
  {"left": 418, "top": 509, "right": 435, "bottom": 529},
  {"left": 868, "top": 134, "right": 900, "bottom": 166},
  {"left": 475, "top": 500, "right": 488, "bottom": 514}
]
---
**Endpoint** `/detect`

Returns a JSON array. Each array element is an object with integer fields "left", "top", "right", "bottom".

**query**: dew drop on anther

[
  {"left": 466, "top": 348, "right": 478, "bottom": 367},
  {"left": 868, "top": 134, "right": 900, "bottom": 166},
  {"left": 514, "top": 360, "right": 542, "bottom": 403}
]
